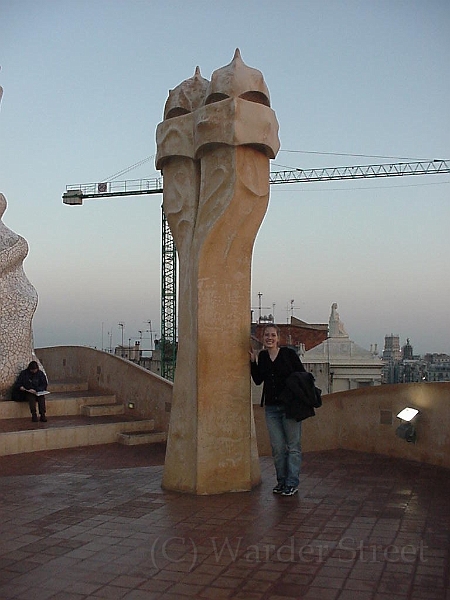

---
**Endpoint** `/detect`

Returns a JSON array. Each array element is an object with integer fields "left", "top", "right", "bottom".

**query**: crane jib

[
  {"left": 62, "top": 158, "right": 450, "bottom": 381},
  {"left": 64, "top": 160, "right": 450, "bottom": 200}
]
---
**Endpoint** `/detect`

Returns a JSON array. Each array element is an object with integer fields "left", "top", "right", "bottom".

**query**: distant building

[
  {"left": 302, "top": 303, "right": 383, "bottom": 394},
  {"left": 114, "top": 341, "right": 142, "bottom": 362},
  {"left": 424, "top": 353, "right": 450, "bottom": 382},
  {"left": 114, "top": 341, "right": 162, "bottom": 375},
  {"left": 402, "top": 338, "right": 414, "bottom": 360},
  {"left": 382, "top": 334, "right": 427, "bottom": 383},
  {"left": 382, "top": 334, "right": 403, "bottom": 383},
  {"left": 252, "top": 316, "right": 328, "bottom": 352}
]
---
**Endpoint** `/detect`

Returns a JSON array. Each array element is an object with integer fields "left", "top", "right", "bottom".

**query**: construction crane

[{"left": 62, "top": 159, "right": 450, "bottom": 380}]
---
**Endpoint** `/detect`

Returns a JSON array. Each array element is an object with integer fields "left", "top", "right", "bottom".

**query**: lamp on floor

[{"left": 396, "top": 407, "right": 419, "bottom": 443}]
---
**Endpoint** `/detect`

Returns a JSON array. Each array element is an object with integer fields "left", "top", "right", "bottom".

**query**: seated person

[{"left": 12, "top": 361, "right": 48, "bottom": 422}]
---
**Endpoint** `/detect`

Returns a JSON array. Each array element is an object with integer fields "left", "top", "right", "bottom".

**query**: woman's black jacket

[
  {"left": 279, "top": 371, "right": 322, "bottom": 422},
  {"left": 250, "top": 346, "right": 305, "bottom": 406}
]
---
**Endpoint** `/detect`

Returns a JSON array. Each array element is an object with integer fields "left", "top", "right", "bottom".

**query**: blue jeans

[{"left": 265, "top": 404, "right": 302, "bottom": 488}]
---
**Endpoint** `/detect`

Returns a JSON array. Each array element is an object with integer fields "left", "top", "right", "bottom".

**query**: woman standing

[{"left": 250, "top": 324, "right": 305, "bottom": 496}]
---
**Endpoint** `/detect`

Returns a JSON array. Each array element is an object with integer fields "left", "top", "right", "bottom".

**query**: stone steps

[
  {"left": 49, "top": 379, "right": 89, "bottom": 393},
  {"left": 0, "top": 392, "right": 119, "bottom": 419},
  {"left": 80, "top": 403, "right": 125, "bottom": 417},
  {"left": 0, "top": 416, "right": 158, "bottom": 456},
  {"left": 118, "top": 430, "right": 167, "bottom": 446},
  {"left": 0, "top": 379, "right": 166, "bottom": 455}
]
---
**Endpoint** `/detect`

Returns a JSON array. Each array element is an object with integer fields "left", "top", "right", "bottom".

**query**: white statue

[{"left": 329, "top": 302, "right": 348, "bottom": 338}]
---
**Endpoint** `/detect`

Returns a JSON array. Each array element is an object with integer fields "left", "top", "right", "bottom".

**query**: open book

[{"left": 32, "top": 390, "right": 50, "bottom": 396}]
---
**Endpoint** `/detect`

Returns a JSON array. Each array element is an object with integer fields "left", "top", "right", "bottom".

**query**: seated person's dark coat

[{"left": 12, "top": 367, "right": 47, "bottom": 402}]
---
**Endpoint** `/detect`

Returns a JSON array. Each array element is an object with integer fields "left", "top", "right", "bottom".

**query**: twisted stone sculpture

[
  {"left": 156, "top": 50, "right": 280, "bottom": 494},
  {"left": 0, "top": 193, "right": 39, "bottom": 399}
]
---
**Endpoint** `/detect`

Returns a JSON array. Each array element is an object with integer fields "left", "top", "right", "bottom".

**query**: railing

[{"left": 65, "top": 177, "right": 163, "bottom": 199}]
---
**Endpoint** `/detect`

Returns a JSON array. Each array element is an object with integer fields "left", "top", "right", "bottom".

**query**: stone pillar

[
  {"left": 0, "top": 193, "right": 39, "bottom": 399},
  {"left": 156, "top": 50, "right": 279, "bottom": 494}
]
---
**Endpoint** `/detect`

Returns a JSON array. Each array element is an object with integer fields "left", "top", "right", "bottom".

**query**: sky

[{"left": 0, "top": 0, "right": 449, "bottom": 355}]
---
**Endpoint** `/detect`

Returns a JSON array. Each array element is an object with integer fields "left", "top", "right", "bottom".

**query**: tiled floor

[{"left": 0, "top": 445, "right": 448, "bottom": 600}]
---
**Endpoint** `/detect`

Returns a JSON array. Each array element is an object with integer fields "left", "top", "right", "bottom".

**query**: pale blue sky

[{"left": 0, "top": 0, "right": 449, "bottom": 354}]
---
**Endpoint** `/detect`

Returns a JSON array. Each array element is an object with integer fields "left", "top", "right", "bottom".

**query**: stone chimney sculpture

[
  {"left": 156, "top": 50, "right": 280, "bottom": 494},
  {"left": 0, "top": 193, "right": 39, "bottom": 399},
  {"left": 0, "top": 82, "right": 40, "bottom": 399}
]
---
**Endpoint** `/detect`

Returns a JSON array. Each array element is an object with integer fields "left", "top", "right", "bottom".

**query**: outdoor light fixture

[
  {"left": 397, "top": 407, "right": 419, "bottom": 421},
  {"left": 396, "top": 407, "right": 419, "bottom": 443}
]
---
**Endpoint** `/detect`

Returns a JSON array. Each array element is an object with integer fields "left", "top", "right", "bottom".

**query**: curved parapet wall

[
  {"left": 36, "top": 346, "right": 450, "bottom": 471},
  {"left": 255, "top": 382, "right": 450, "bottom": 469},
  {"left": 35, "top": 346, "right": 173, "bottom": 432},
  {"left": 0, "top": 194, "right": 39, "bottom": 399}
]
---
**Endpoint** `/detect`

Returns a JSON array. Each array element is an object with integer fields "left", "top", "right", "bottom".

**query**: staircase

[{"left": 0, "top": 379, "right": 166, "bottom": 457}]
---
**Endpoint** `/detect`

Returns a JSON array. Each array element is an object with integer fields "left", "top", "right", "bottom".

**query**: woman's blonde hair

[{"left": 262, "top": 323, "right": 280, "bottom": 336}]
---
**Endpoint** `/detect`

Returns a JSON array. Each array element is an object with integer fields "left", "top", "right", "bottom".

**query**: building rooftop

[{"left": 0, "top": 444, "right": 448, "bottom": 600}]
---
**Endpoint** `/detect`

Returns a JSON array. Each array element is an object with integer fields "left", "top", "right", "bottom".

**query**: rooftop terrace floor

[{"left": 0, "top": 445, "right": 448, "bottom": 600}]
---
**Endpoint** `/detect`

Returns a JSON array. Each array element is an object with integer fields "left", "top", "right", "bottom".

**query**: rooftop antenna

[
  {"left": 286, "top": 299, "right": 301, "bottom": 323},
  {"left": 147, "top": 320, "right": 154, "bottom": 350},
  {"left": 251, "top": 292, "right": 271, "bottom": 323}
]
